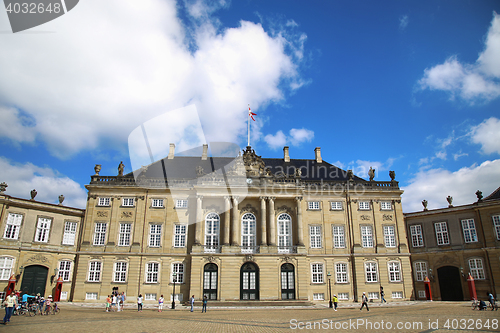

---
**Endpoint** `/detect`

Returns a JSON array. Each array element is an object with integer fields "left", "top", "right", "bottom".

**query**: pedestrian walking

[
  {"left": 137, "top": 294, "right": 143, "bottom": 312},
  {"left": 487, "top": 292, "right": 496, "bottom": 310},
  {"left": 380, "top": 286, "right": 387, "bottom": 303},
  {"left": 190, "top": 295, "right": 195, "bottom": 312},
  {"left": 106, "top": 295, "right": 111, "bottom": 312},
  {"left": 158, "top": 295, "right": 164, "bottom": 312},
  {"left": 2, "top": 293, "right": 17, "bottom": 325},
  {"left": 360, "top": 292, "right": 369, "bottom": 311},
  {"left": 332, "top": 294, "right": 338, "bottom": 311},
  {"left": 201, "top": 296, "right": 207, "bottom": 313}
]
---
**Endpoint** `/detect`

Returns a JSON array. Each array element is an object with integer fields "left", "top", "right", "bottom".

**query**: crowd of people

[{"left": 2, "top": 290, "right": 58, "bottom": 325}]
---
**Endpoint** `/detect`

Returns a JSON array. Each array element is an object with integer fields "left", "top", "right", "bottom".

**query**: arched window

[
  {"left": 205, "top": 213, "right": 220, "bottom": 253},
  {"left": 277, "top": 213, "right": 292, "bottom": 253},
  {"left": 241, "top": 213, "right": 256, "bottom": 253}
]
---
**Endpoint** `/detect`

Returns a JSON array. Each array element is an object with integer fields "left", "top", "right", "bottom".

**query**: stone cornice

[{"left": 0, "top": 195, "right": 84, "bottom": 216}]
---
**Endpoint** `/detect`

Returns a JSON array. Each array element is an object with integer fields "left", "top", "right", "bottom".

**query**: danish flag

[{"left": 248, "top": 105, "right": 256, "bottom": 121}]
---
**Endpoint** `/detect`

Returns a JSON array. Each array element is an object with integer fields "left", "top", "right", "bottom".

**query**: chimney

[
  {"left": 283, "top": 146, "right": 290, "bottom": 163},
  {"left": 201, "top": 144, "right": 208, "bottom": 160},
  {"left": 168, "top": 143, "right": 175, "bottom": 159},
  {"left": 314, "top": 147, "right": 322, "bottom": 163}
]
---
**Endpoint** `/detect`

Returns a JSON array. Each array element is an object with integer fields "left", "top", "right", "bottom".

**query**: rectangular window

[
  {"left": 152, "top": 199, "right": 164, "bottom": 208},
  {"left": 461, "top": 219, "right": 478, "bottom": 243},
  {"left": 174, "top": 225, "right": 186, "bottom": 247},
  {"left": 361, "top": 225, "right": 373, "bottom": 248},
  {"left": 309, "top": 226, "right": 322, "bottom": 248},
  {"left": 118, "top": 223, "right": 131, "bottom": 246},
  {"left": 308, "top": 201, "right": 320, "bottom": 210},
  {"left": 392, "top": 291, "right": 403, "bottom": 299},
  {"left": 58, "top": 261, "right": 71, "bottom": 281},
  {"left": 86, "top": 292, "right": 98, "bottom": 300},
  {"left": 358, "top": 201, "right": 370, "bottom": 210},
  {"left": 435, "top": 222, "right": 449, "bottom": 245},
  {"left": 418, "top": 290, "right": 426, "bottom": 299},
  {"left": 335, "top": 263, "right": 348, "bottom": 283},
  {"left": 175, "top": 199, "right": 188, "bottom": 208},
  {"left": 88, "top": 261, "right": 101, "bottom": 282},
  {"left": 410, "top": 225, "right": 424, "bottom": 247},
  {"left": 365, "top": 262, "right": 377, "bottom": 282},
  {"left": 311, "top": 263, "right": 323, "bottom": 283},
  {"left": 114, "top": 262, "right": 127, "bottom": 282},
  {"left": 149, "top": 224, "right": 162, "bottom": 247},
  {"left": 415, "top": 262, "right": 427, "bottom": 281},
  {"left": 35, "top": 217, "right": 51, "bottom": 242},
  {"left": 145, "top": 293, "right": 156, "bottom": 301},
  {"left": 313, "top": 293, "right": 324, "bottom": 301},
  {"left": 3, "top": 213, "right": 22, "bottom": 240},
  {"left": 62, "top": 222, "right": 77, "bottom": 245},
  {"left": 97, "top": 197, "right": 110, "bottom": 206},
  {"left": 330, "top": 201, "right": 343, "bottom": 210},
  {"left": 122, "top": 198, "right": 134, "bottom": 207},
  {"left": 338, "top": 293, "right": 349, "bottom": 300},
  {"left": 384, "top": 225, "right": 396, "bottom": 247},
  {"left": 60, "top": 292, "right": 68, "bottom": 300},
  {"left": 368, "top": 292, "right": 379, "bottom": 300},
  {"left": 493, "top": 215, "right": 500, "bottom": 240},
  {"left": 388, "top": 262, "right": 401, "bottom": 282},
  {"left": 469, "top": 258, "right": 485, "bottom": 280},
  {"left": 380, "top": 201, "right": 392, "bottom": 210},
  {"left": 172, "top": 263, "right": 184, "bottom": 283},
  {"left": 146, "top": 262, "right": 159, "bottom": 283},
  {"left": 93, "top": 223, "right": 107, "bottom": 245},
  {"left": 170, "top": 294, "right": 183, "bottom": 302},
  {"left": 0, "top": 257, "right": 14, "bottom": 280},
  {"left": 333, "top": 225, "right": 345, "bottom": 248}
]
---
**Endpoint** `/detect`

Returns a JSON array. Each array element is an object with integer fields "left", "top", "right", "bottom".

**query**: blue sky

[{"left": 1, "top": 0, "right": 499, "bottom": 212}]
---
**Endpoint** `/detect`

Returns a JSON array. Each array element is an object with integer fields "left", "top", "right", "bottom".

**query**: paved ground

[{"left": 2, "top": 301, "right": 499, "bottom": 332}]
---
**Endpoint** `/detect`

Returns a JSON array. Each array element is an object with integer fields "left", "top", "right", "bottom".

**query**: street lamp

[
  {"left": 327, "top": 272, "right": 332, "bottom": 308},
  {"left": 171, "top": 272, "right": 177, "bottom": 310}
]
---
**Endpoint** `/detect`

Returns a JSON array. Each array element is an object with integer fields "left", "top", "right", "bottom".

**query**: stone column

[
  {"left": 260, "top": 196, "right": 267, "bottom": 245},
  {"left": 296, "top": 196, "right": 304, "bottom": 246},
  {"left": 268, "top": 197, "right": 276, "bottom": 246},
  {"left": 232, "top": 196, "right": 240, "bottom": 246},
  {"left": 224, "top": 196, "right": 231, "bottom": 245},
  {"left": 195, "top": 195, "right": 203, "bottom": 245}
]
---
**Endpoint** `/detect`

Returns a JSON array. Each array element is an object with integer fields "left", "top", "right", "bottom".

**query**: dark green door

[
  {"left": 281, "top": 263, "right": 295, "bottom": 300},
  {"left": 20, "top": 265, "right": 48, "bottom": 296}
]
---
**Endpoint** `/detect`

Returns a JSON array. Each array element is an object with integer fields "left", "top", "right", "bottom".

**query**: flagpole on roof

[{"left": 247, "top": 104, "right": 256, "bottom": 147}]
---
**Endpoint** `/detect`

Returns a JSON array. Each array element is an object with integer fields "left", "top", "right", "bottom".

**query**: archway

[
  {"left": 281, "top": 263, "right": 295, "bottom": 300},
  {"left": 20, "top": 265, "right": 48, "bottom": 296},
  {"left": 203, "top": 263, "right": 218, "bottom": 300},
  {"left": 437, "top": 266, "right": 463, "bottom": 301},
  {"left": 240, "top": 262, "right": 259, "bottom": 300}
]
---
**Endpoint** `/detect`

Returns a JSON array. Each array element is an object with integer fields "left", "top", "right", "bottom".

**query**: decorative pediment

[
  {"left": 204, "top": 256, "right": 219, "bottom": 263},
  {"left": 204, "top": 205, "right": 222, "bottom": 214},
  {"left": 382, "top": 214, "right": 393, "bottom": 221},
  {"left": 435, "top": 254, "right": 459, "bottom": 267},
  {"left": 27, "top": 254, "right": 49, "bottom": 263},
  {"left": 121, "top": 211, "right": 133, "bottom": 218},
  {"left": 96, "top": 211, "right": 108, "bottom": 218},
  {"left": 360, "top": 215, "right": 370, "bottom": 220},
  {"left": 276, "top": 205, "right": 293, "bottom": 216},
  {"left": 240, "top": 204, "right": 257, "bottom": 215},
  {"left": 280, "top": 256, "right": 295, "bottom": 263},
  {"left": 244, "top": 254, "right": 255, "bottom": 262}
]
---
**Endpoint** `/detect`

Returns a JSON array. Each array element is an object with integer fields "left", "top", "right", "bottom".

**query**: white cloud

[
  {"left": 418, "top": 13, "right": 500, "bottom": 103},
  {"left": 264, "top": 127, "right": 314, "bottom": 149},
  {"left": 453, "top": 151, "right": 468, "bottom": 160},
  {"left": 399, "top": 15, "right": 409, "bottom": 30},
  {"left": 264, "top": 130, "right": 287, "bottom": 150},
  {"left": 470, "top": 117, "right": 500, "bottom": 155},
  {"left": 0, "top": 157, "right": 88, "bottom": 208},
  {"left": 289, "top": 128, "right": 314, "bottom": 146},
  {"left": 0, "top": 0, "right": 306, "bottom": 158},
  {"left": 401, "top": 159, "right": 500, "bottom": 212}
]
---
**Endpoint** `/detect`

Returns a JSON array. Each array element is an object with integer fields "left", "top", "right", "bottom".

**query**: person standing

[
  {"left": 137, "top": 294, "right": 143, "bottom": 312},
  {"left": 201, "top": 296, "right": 207, "bottom": 313},
  {"left": 158, "top": 295, "right": 164, "bottom": 312},
  {"left": 120, "top": 292, "right": 126, "bottom": 312},
  {"left": 190, "top": 295, "right": 195, "bottom": 312},
  {"left": 380, "top": 286, "right": 387, "bottom": 303},
  {"left": 111, "top": 294, "right": 117, "bottom": 312},
  {"left": 116, "top": 293, "right": 121, "bottom": 312},
  {"left": 332, "top": 294, "right": 338, "bottom": 311},
  {"left": 2, "top": 293, "right": 17, "bottom": 325},
  {"left": 360, "top": 292, "right": 369, "bottom": 311},
  {"left": 106, "top": 295, "right": 111, "bottom": 312},
  {"left": 487, "top": 292, "right": 496, "bottom": 310}
]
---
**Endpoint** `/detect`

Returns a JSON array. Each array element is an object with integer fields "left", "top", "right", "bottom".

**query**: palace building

[{"left": 1, "top": 145, "right": 413, "bottom": 304}]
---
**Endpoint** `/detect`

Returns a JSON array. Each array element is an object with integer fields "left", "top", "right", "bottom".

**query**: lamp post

[
  {"left": 327, "top": 272, "right": 332, "bottom": 308},
  {"left": 171, "top": 272, "right": 177, "bottom": 310}
]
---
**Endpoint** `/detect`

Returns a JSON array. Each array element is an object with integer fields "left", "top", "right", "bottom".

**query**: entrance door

[
  {"left": 437, "top": 266, "right": 463, "bottom": 301},
  {"left": 240, "top": 262, "right": 259, "bottom": 300},
  {"left": 281, "top": 263, "right": 295, "bottom": 300},
  {"left": 203, "top": 263, "right": 218, "bottom": 300},
  {"left": 20, "top": 265, "right": 48, "bottom": 296}
]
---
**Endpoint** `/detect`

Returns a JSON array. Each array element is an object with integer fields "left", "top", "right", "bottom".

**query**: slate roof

[{"left": 484, "top": 186, "right": 500, "bottom": 201}]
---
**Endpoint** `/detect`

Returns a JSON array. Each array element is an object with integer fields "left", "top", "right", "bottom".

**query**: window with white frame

[
  {"left": 118, "top": 223, "right": 131, "bottom": 246},
  {"left": 368, "top": 292, "right": 379, "bottom": 300},
  {"left": 313, "top": 293, "right": 324, "bottom": 301},
  {"left": 277, "top": 214, "right": 291, "bottom": 253},
  {"left": 0, "top": 257, "right": 14, "bottom": 280},
  {"left": 380, "top": 201, "right": 392, "bottom": 210},
  {"left": 205, "top": 213, "right": 220, "bottom": 252},
  {"left": 434, "top": 222, "right": 449, "bottom": 245},
  {"left": 493, "top": 215, "right": 500, "bottom": 240},
  {"left": 34, "top": 217, "right": 51, "bottom": 242},
  {"left": 86, "top": 292, "right": 98, "bottom": 300},
  {"left": 152, "top": 199, "right": 164, "bottom": 208},
  {"left": 145, "top": 293, "right": 156, "bottom": 301},
  {"left": 60, "top": 292, "right": 67, "bottom": 300},
  {"left": 365, "top": 262, "right": 377, "bottom": 282},
  {"left": 149, "top": 224, "right": 162, "bottom": 247},
  {"left": 338, "top": 293, "right": 349, "bottom": 300},
  {"left": 468, "top": 258, "right": 485, "bottom": 280},
  {"left": 172, "top": 263, "right": 184, "bottom": 283},
  {"left": 146, "top": 262, "right": 159, "bottom": 283},
  {"left": 62, "top": 221, "right": 77, "bottom": 245},
  {"left": 309, "top": 225, "right": 322, "bottom": 248},
  {"left": 58, "top": 261, "right": 71, "bottom": 281},
  {"left": 170, "top": 294, "right": 183, "bottom": 302},
  {"left": 93, "top": 223, "right": 107, "bottom": 245},
  {"left": 173, "top": 225, "right": 186, "bottom": 247},
  {"left": 335, "top": 263, "right": 348, "bottom": 283},
  {"left": 88, "top": 261, "right": 101, "bottom": 282},
  {"left": 461, "top": 219, "right": 478, "bottom": 243},
  {"left": 330, "top": 201, "right": 343, "bottom": 210},
  {"left": 333, "top": 225, "right": 345, "bottom": 248},
  {"left": 308, "top": 201, "right": 320, "bottom": 210},
  {"left": 384, "top": 225, "right": 396, "bottom": 247},
  {"left": 417, "top": 290, "right": 426, "bottom": 299},
  {"left": 122, "top": 198, "right": 134, "bottom": 207},
  {"left": 3, "top": 213, "right": 22, "bottom": 240},
  {"left": 410, "top": 225, "right": 424, "bottom": 247},
  {"left": 358, "top": 201, "right": 370, "bottom": 210},
  {"left": 175, "top": 199, "right": 188, "bottom": 208},
  {"left": 388, "top": 261, "right": 401, "bottom": 282},
  {"left": 311, "top": 263, "right": 324, "bottom": 283},
  {"left": 361, "top": 225, "right": 373, "bottom": 248},
  {"left": 392, "top": 291, "right": 403, "bottom": 299},
  {"left": 414, "top": 261, "right": 427, "bottom": 281},
  {"left": 114, "top": 262, "right": 127, "bottom": 282},
  {"left": 97, "top": 197, "right": 110, "bottom": 206}
]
